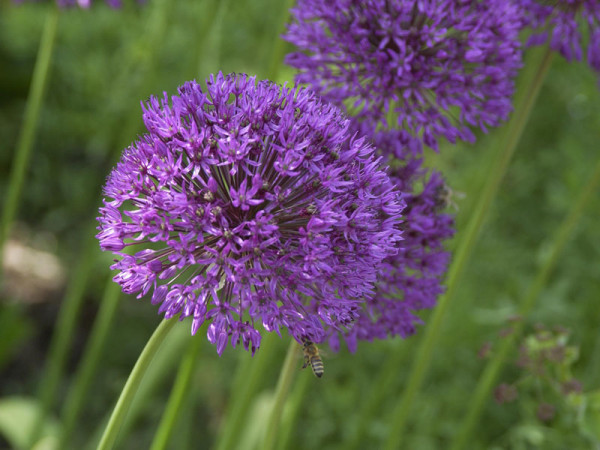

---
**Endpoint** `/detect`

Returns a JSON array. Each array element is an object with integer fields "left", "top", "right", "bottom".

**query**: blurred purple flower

[
  {"left": 284, "top": 0, "right": 523, "bottom": 155},
  {"left": 536, "top": 402, "right": 556, "bottom": 422},
  {"left": 329, "top": 159, "right": 455, "bottom": 351},
  {"left": 520, "top": 0, "right": 600, "bottom": 73},
  {"left": 97, "top": 73, "right": 405, "bottom": 355},
  {"left": 494, "top": 383, "right": 518, "bottom": 404}
]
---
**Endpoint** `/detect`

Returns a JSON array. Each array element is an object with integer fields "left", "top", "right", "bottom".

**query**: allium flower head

[
  {"left": 97, "top": 73, "right": 404, "bottom": 355},
  {"left": 284, "top": 0, "right": 523, "bottom": 154},
  {"left": 521, "top": 0, "right": 600, "bottom": 73},
  {"left": 328, "top": 160, "right": 455, "bottom": 351}
]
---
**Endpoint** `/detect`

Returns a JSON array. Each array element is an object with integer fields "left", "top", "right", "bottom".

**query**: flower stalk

[
  {"left": 150, "top": 331, "right": 203, "bottom": 450},
  {"left": 383, "top": 46, "right": 555, "bottom": 449},
  {"left": 59, "top": 280, "right": 121, "bottom": 447},
  {"left": 97, "top": 318, "right": 177, "bottom": 450},
  {"left": 450, "top": 155, "right": 600, "bottom": 450},
  {"left": 262, "top": 340, "right": 300, "bottom": 450},
  {"left": 57, "top": 1, "right": 174, "bottom": 444},
  {"left": 215, "top": 333, "right": 280, "bottom": 450},
  {"left": 0, "top": 6, "right": 59, "bottom": 263}
]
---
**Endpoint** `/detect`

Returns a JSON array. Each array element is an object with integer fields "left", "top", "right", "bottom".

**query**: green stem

[
  {"left": 383, "top": 47, "right": 555, "bottom": 450},
  {"left": 97, "top": 318, "right": 177, "bottom": 450},
  {"left": 214, "top": 333, "right": 280, "bottom": 450},
  {"left": 450, "top": 157, "right": 600, "bottom": 450},
  {"left": 59, "top": 280, "right": 122, "bottom": 447},
  {"left": 277, "top": 369, "right": 311, "bottom": 450},
  {"left": 213, "top": 3, "right": 294, "bottom": 443},
  {"left": 0, "top": 6, "right": 59, "bottom": 263},
  {"left": 58, "top": 0, "right": 173, "bottom": 444},
  {"left": 196, "top": 0, "right": 230, "bottom": 76},
  {"left": 28, "top": 234, "right": 97, "bottom": 448},
  {"left": 265, "top": 0, "right": 294, "bottom": 81},
  {"left": 149, "top": 332, "right": 203, "bottom": 450},
  {"left": 348, "top": 343, "right": 409, "bottom": 449},
  {"left": 262, "top": 340, "right": 299, "bottom": 450}
]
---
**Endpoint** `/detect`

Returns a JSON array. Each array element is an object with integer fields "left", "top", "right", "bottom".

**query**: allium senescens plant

[
  {"left": 283, "top": 0, "right": 523, "bottom": 155},
  {"left": 97, "top": 73, "right": 405, "bottom": 355}
]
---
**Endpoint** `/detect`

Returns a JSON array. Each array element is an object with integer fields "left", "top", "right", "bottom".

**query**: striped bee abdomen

[{"left": 302, "top": 341, "right": 324, "bottom": 378}]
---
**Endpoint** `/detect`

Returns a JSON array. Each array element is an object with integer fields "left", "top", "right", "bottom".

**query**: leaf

[
  {"left": 578, "top": 389, "right": 600, "bottom": 444},
  {"left": 0, "top": 396, "right": 59, "bottom": 450}
]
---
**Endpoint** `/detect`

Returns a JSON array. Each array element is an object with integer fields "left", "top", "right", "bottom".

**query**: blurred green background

[{"left": 1, "top": 1, "right": 599, "bottom": 449}]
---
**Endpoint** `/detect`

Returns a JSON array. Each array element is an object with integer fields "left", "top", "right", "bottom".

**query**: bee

[
  {"left": 301, "top": 340, "right": 324, "bottom": 378},
  {"left": 435, "top": 182, "right": 465, "bottom": 211}
]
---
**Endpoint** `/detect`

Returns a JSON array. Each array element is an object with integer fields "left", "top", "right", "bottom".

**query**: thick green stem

[
  {"left": 450, "top": 157, "right": 600, "bottom": 450},
  {"left": 277, "top": 369, "right": 311, "bottom": 450},
  {"left": 0, "top": 6, "right": 59, "bottom": 264},
  {"left": 262, "top": 340, "right": 299, "bottom": 450},
  {"left": 58, "top": 0, "right": 174, "bottom": 444},
  {"left": 97, "top": 318, "right": 177, "bottom": 450},
  {"left": 149, "top": 332, "right": 203, "bottom": 450},
  {"left": 383, "top": 47, "right": 555, "bottom": 450}
]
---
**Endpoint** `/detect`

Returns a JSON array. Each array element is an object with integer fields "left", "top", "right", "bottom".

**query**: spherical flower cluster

[
  {"left": 283, "top": 0, "right": 523, "bottom": 154},
  {"left": 520, "top": 0, "right": 600, "bottom": 73},
  {"left": 328, "top": 160, "right": 455, "bottom": 351},
  {"left": 97, "top": 73, "right": 404, "bottom": 355}
]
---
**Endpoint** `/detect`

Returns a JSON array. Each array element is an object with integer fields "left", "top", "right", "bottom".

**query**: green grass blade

[
  {"left": 262, "top": 339, "right": 299, "bottom": 450},
  {"left": 214, "top": 332, "right": 280, "bottom": 450},
  {"left": 97, "top": 318, "right": 177, "bottom": 450},
  {"left": 0, "top": 6, "right": 59, "bottom": 264},
  {"left": 277, "top": 369, "right": 311, "bottom": 450},
  {"left": 58, "top": 280, "right": 121, "bottom": 447},
  {"left": 383, "top": 47, "right": 555, "bottom": 449},
  {"left": 150, "top": 331, "right": 203, "bottom": 450},
  {"left": 27, "top": 233, "right": 97, "bottom": 448},
  {"left": 450, "top": 156, "right": 600, "bottom": 450}
]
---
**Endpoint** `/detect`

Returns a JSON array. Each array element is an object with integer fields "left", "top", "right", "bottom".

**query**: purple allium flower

[
  {"left": 96, "top": 73, "right": 404, "bottom": 355},
  {"left": 283, "top": 0, "right": 523, "bottom": 154},
  {"left": 328, "top": 159, "right": 455, "bottom": 351},
  {"left": 520, "top": 0, "right": 600, "bottom": 73}
]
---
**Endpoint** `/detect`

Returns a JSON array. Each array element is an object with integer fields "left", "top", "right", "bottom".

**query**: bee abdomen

[{"left": 310, "top": 358, "right": 324, "bottom": 378}]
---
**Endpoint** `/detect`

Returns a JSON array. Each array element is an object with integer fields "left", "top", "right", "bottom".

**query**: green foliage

[
  {"left": 489, "top": 325, "right": 597, "bottom": 449},
  {"left": 0, "top": 397, "right": 59, "bottom": 449}
]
